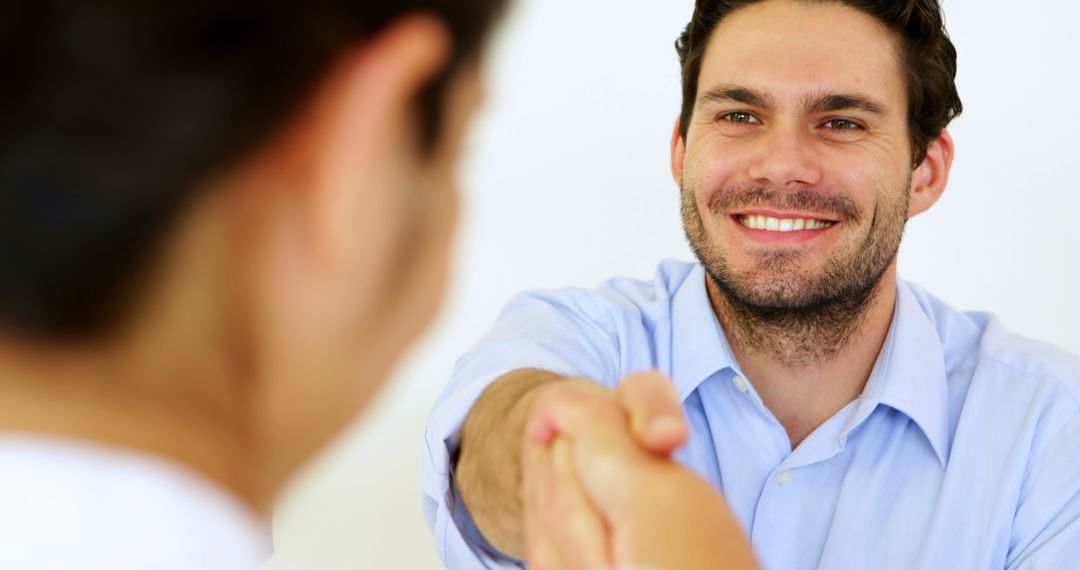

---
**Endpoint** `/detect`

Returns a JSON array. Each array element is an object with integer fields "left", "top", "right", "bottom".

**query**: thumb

[{"left": 617, "top": 371, "right": 688, "bottom": 454}]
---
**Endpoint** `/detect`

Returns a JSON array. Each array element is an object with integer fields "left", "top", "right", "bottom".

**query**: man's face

[{"left": 677, "top": 0, "right": 915, "bottom": 311}]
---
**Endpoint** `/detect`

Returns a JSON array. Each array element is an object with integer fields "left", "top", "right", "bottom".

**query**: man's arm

[{"left": 454, "top": 368, "right": 564, "bottom": 558}]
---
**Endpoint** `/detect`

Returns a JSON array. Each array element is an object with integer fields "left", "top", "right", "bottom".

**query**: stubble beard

[{"left": 681, "top": 179, "right": 909, "bottom": 369}]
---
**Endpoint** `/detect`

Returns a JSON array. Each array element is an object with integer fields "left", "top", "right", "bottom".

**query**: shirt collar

[
  {"left": 670, "top": 264, "right": 740, "bottom": 402},
  {"left": 669, "top": 264, "right": 951, "bottom": 466},
  {"left": 870, "top": 278, "right": 952, "bottom": 466}
]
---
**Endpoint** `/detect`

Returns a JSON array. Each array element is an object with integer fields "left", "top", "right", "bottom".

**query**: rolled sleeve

[{"left": 421, "top": 289, "right": 620, "bottom": 568}]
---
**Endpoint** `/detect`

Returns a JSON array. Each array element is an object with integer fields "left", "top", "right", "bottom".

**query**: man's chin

[{"left": 714, "top": 272, "right": 843, "bottom": 314}]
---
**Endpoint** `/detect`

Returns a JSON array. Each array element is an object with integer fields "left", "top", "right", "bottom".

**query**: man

[
  {"left": 424, "top": 0, "right": 1080, "bottom": 568},
  {"left": 0, "top": 0, "right": 506, "bottom": 567}
]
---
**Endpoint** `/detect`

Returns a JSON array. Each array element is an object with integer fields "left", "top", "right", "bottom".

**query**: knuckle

[
  {"left": 535, "top": 383, "right": 590, "bottom": 413},
  {"left": 619, "top": 371, "right": 651, "bottom": 390},
  {"left": 622, "top": 373, "right": 677, "bottom": 408},
  {"left": 561, "top": 380, "right": 611, "bottom": 403},
  {"left": 630, "top": 370, "right": 673, "bottom": 392},
  {"left": 545, "top": 388, "right": 619, "bottom": 419}
]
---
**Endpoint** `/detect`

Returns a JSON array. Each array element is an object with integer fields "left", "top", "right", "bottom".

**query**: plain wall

[{"left": 268, "top": 0, "right": 1080, "bottom": 568}]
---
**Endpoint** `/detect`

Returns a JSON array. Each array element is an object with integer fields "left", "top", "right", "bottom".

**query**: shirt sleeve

[
  {"left": 1006, "top": 410, "right": 1080, "bottom": 569},
  {"left": 421, "top": 288, "right": 621, "bottom": 569}
]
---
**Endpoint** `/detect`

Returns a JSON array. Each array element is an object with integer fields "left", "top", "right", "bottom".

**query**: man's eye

[
  {"left": 720, "top": 112, "right": 760, "bottom": 125},
  {"left": 823, "top": 119, "right": 862, "bottom": 130}
]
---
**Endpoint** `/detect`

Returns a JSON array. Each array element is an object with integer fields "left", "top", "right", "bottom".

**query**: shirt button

[
  {"left": 777, "top": 470, "right": 793, "bottom": 486},
  {"left": 732, "top": 375, "right": 749, "bottom": 393}
]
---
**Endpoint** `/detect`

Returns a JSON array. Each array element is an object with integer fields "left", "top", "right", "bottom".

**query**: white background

[{"left": 268, "top": 0, "right": 1080, "bottom": 568}]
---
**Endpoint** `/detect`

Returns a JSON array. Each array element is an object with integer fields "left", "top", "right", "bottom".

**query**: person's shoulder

[
  {"left": 905, "top": 281, "right": 1080, "bottom": 402},
  {"left": 0, "top": 436, "right": 268, "bottom": 570},
  {"left": 592, "top": 258, "right": 698, "bottom": 309},
  {"left": 975, "top": 320, "right": 1080, "bottom": 390},
  {"left": 506, "top": 259, "right": 698, "bottom": 323}
]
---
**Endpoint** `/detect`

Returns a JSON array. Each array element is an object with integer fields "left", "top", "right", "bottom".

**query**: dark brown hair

[
  {"left": 0, "top": 0, "right": 507, "bottom": 337},
  {"left": 675, "top": 0, "right": 962, "bottom": 165}
]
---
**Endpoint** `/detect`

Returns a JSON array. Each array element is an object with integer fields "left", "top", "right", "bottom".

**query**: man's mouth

[{"left": 735, "top": 214, "right": 836, "bottom": 232}]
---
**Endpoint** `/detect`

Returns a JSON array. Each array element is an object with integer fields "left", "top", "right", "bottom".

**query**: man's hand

[
  {"left": 455, "top": 370, "right": 688, "bottom": 559},
  {"left": 523, "top": 372, "right": 759, "bottom": 570},
  {"left": 522, "top": 438, "right": 611, "bottom": 570},
  {"left": 527, "top": 371, "right": 689, "bottom": 454},
  {"left": 518, "top": 371, "right": 688, "bottom": 570}
]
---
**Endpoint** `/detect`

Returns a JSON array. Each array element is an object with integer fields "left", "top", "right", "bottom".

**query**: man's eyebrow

[
  {"left": 804, "top": 92, "right": 889, "bottom": 117},
  {"left": 698, "top": 85, "right": 775, "bottom": 109}
]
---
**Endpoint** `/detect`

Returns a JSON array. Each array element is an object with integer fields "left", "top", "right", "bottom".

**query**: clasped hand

[{"left": 521, "top": 372, "right": 757, "bottom": 570}]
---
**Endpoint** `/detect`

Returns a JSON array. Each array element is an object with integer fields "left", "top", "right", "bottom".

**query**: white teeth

[{"left": 738, "top": 215, "right": 834, "bottom": 232}]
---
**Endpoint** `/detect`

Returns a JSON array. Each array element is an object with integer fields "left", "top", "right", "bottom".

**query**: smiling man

[{"left": 423, "top": 0, "right": 1080, "bottom": 569}]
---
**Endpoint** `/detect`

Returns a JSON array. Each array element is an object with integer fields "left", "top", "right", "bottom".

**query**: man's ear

[
  {"left": 908, "top": 129, "right": 955, "bottom": 219},
  {"left": 670, "top": 118, "right": 686, "bottom": 186}
]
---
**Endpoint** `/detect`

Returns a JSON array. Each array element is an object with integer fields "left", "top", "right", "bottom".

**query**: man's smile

[
  {"left": 735, "top": 214, "right": 836, "bottom": 231},
  {"left": 727, "top": 210, "right": 841, "bottom": 244}
]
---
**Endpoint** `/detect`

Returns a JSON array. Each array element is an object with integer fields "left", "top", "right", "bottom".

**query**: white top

[{"left": 0, "top": 434, "right": 271, "bottom": 569}]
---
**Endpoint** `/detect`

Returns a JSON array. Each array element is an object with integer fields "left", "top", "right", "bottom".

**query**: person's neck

[
  {"left": 707, "top": 265, "right": 898, "bottom": 450},
  {"left": 0, "top": 195, "right": 277, "bottom": 516},
  {"left": 0, "top": 334, "right": 271, "bottom": 516}
]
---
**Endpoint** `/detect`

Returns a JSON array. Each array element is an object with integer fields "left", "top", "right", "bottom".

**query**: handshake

[{"left": 456, "top": 370, "right": 759, "bottom": 570}]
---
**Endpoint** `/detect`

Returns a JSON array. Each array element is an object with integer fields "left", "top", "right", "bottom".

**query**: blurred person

[
  {"left": 0, "top": 0, "right": 507, "bottom": 567},
  {"left": 426, "top": 0, "right": 1080, "bottom": 568},
  {"left": 0, "top": 2, "right": 758, "bottom": 569}
]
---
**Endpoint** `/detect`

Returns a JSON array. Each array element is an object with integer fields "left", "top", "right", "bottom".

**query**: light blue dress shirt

[{"left": 422, "top": 259, "right": 1080, "bottom": 569}]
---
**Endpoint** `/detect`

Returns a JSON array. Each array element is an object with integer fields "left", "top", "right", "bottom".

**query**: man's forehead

[{"left": 696, "top": 0, "right": 906, "bottom": 110}]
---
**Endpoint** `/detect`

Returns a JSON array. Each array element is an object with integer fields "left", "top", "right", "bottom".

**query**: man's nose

[{"left": 745, "top": 121, "right": 824, "bottom": 189}]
